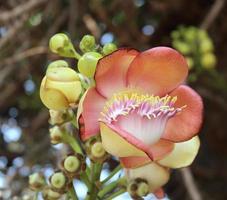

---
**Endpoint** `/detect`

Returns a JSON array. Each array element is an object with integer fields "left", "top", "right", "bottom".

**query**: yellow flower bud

[
  {"left": 40, "top": 67, "right": 82, "bottom": 110},
  {"left": 201, "top": 53, "right": 216, "bottom": 69}
]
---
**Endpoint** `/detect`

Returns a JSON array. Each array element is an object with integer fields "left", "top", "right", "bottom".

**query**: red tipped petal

[
  {"left": 120, "top": 140, "right": 174, "bottom": 168},
  {"left": 150, "top": 139, "right": 174, "bottom": 160},
  {"left": 120, "top": 156, "right": 151, "bottom": 168},
  {"left": 95, "top": 48, "right": 139, "bottom": 98},
  {"left": 163, "top": 85, "right": 203, "bottom": 142},
  {"left": 80, "top": 88, "right": 106, "bottom": 140},
  {"left": 127, "top": 47, "right": 188, "bottom": 96}
]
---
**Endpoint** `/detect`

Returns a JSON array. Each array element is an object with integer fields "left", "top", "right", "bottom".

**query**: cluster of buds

[{"left": 171, "top": 26, "right": 216, "bottom": 73}]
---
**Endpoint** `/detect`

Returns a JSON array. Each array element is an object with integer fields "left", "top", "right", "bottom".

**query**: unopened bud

[
  {"left": 49, "top": 33, "right": 69, "bottom": 53},
  {"left": 78, "top": 52, "right": 102, "bottom": 78},
  {"left": 64, "top": 155, "right": 80, "bottom": 173},
  {"left": 127, "top": 178, "right": 149, "bottom": 198},
  {"left": 29, "top": 172, "right": 46, "bottom": 191},
  {"left": 85, "top": 137, "right": 108, "bottom": 163},
  {"left": 42, "top": 187, "right": 61, "bottom": 200},
  {"left": 61, "top": 154, "right": 86, "bottom": 178},
  {"left": 201, "top": 53, "right": 216, "bottom": 69},
  {"left": 102, "top": 43, "right": 117, "bottom": 55},
  {"left": 79, "top": 35, "right": 96, "bottom": 52},
  {"left": 47, "top": 60, "right": 69, "bottom": 73},
  {"left": 50, "top": 172, "right": 66, "bottom": 190},
  {"left": 49, "top": 126, "right": 63, "bottom": 144},
  {"left": 40, "top": 67, "right": 82, "bottom": 110},
  {"left": 91, "top": 142, "right": 105, "bottom": 158},
  {"left": 137, "top": 182, "right": 149, "bottom": 197},
  {"left": 49, "top": 33, "right": 76, "bottom": 58},
  {"left": 49, "top": 109, "right": 74, "bottom": 125}
]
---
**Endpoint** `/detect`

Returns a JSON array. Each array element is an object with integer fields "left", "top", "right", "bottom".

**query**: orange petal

[
  {"left": 162, "top": 85, "right": 203, "bottom": 142},
  {"left": 127, "top": 47, "right": 188, "bottom": 96},
  {"left": 80, "top": 88, "right": 106, "bottom": 140},
  {"left": 95, "top": 48, "right": 139, "bottom": 98}
]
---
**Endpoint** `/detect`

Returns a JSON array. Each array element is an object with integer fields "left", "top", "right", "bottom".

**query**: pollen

[{"left": 100, "top": 91, "right": 185, "bottom": 123}]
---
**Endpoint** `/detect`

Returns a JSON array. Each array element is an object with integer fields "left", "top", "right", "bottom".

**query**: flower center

[{"left": 100, "top": 91, "right": 185, "bottom": 145}]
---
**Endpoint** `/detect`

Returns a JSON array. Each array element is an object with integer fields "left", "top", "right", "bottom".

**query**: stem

[
  {"left": 104, "top": 188, "right": 126, "bottom": 200},
  {"left": 101, "top": 165, "right": 122, "bottom": 185},
  {"left": 68, "top": 182, "right": 79, "bottom": 200},
  {"left": 73, "top": 48, "right": 81, "bottom": 60},
  {"left": 80, "top": 172, "right": 92, "bottom": 189},
  {"left": 87, "top": 162, "right": 103, "bottom": 200},
  {"left": 33, "top": 192, "right": 38, "bottom": 200},
  {"left": 62, "top": 131, "right": 83, "bottom": 155},
  {"left": 98, "top": 177, "right": 126, "bottom": 199}
]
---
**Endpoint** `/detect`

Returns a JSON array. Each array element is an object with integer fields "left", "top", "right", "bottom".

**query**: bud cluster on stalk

[
  {"left": 171, "top": 26, "right": 216, "bottom": 82},
  {"left": 40, "top": 33, "right": 117, "bottom": 110}
]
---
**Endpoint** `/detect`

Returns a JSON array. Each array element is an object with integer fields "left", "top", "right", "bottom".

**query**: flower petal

[
  {"left": 80, "top": 88, "right": 106, "bottom": 140},
  {"left": 100, "top": 122, "right": 148, "bottom": 158},
  {"left": 162, "top": 85, "right": 203, "bottom": 142},
  {"left": 127, "top": 47, "right": 188, "bottom": 96},
  {"left": 45, "top": 79, "right": 81, "bottom": 103},
  {"left": 150, "top": 139, "right": 174, "bottom": 160},
  {"left": 125, "top": 162, "right": 170, "bottom": 192},
  {"left": 158, "top": 136, "right": 200, "bottom": 168},
  {"left": 120, "top": 140, "right": 174, "bottom": 168},
  {"left": 40, "top": 77, "right": 69, "bottom": 110},
  {"left": 120, "top": 156, "right": 151, "bottom": 169},
  {"left": 95, "top": 48, "right": 139, "bottom": 98}
]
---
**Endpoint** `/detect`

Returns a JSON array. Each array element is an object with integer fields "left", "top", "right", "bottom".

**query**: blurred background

[{"left": 0, "top": 0, "right": 227, "bottom": 199}]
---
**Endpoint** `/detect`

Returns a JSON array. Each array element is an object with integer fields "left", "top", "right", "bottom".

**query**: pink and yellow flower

[{"left": 78, "top": 47, "right": 203, "bottom": 194}]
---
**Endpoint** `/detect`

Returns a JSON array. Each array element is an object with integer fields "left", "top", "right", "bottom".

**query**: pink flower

[{"left": 78, "top": 47, "right": 203, "bottom": 165}]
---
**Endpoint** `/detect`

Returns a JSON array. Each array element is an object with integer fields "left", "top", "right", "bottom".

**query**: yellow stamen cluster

[{"left": 100, "top": 90, "right": 182, "bottom": 123}]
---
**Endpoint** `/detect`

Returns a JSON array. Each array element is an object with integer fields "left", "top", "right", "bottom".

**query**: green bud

[
  {"left": 127, "top": 178, "right": 149, "bottom": 199},
  {"left": 200, "top": 39, "right": 214, "bottom": 53},
  {"left": 48, "top": 189, "right": 61, "bottom": 199},
  {"left": 50, "top": 172, "right": 66, "bottom": 189},
  {"left": 172, "top": 41, "right": 191, "bottom": 55},
  {"left": 78, "top": 52, "right": 102, "bottom": 78},
  {"left": 64, "top": 155, "right": 80, "bottom": 173},
  {"left": 127, "top": 181, "right": 138, "bottom": 197},
  {"left": 91, "top": 142, "right": 106, "bottom": 158},
  {"left": 49, "top": 33, "right": 77, "bottom": 58},
  {"left": 201, "top": 53, "right": 216, "bottom": 69},
  {"left": 47, "top": 60, "right": 68, "bottom": 73},
  {"left": 102, "top": 43, "right": 117, "bottom": 55},
  {"left": 49, "top": 126, "right": 63, "bottom": 144},
  {"left": 42, "top": 188, "right": 61, "bottom": 200},
  {"left": 49, "top": 33, "right": 69, "bottom": 53},
  {"left": 29, "top": 172, "right": 46, "bottom": 191},
  {"left": 137, "top": 182, "right": 149, "bottom": 197},
  {"left": 79, "top": 35, "right": 96, "bottom": 52}
]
